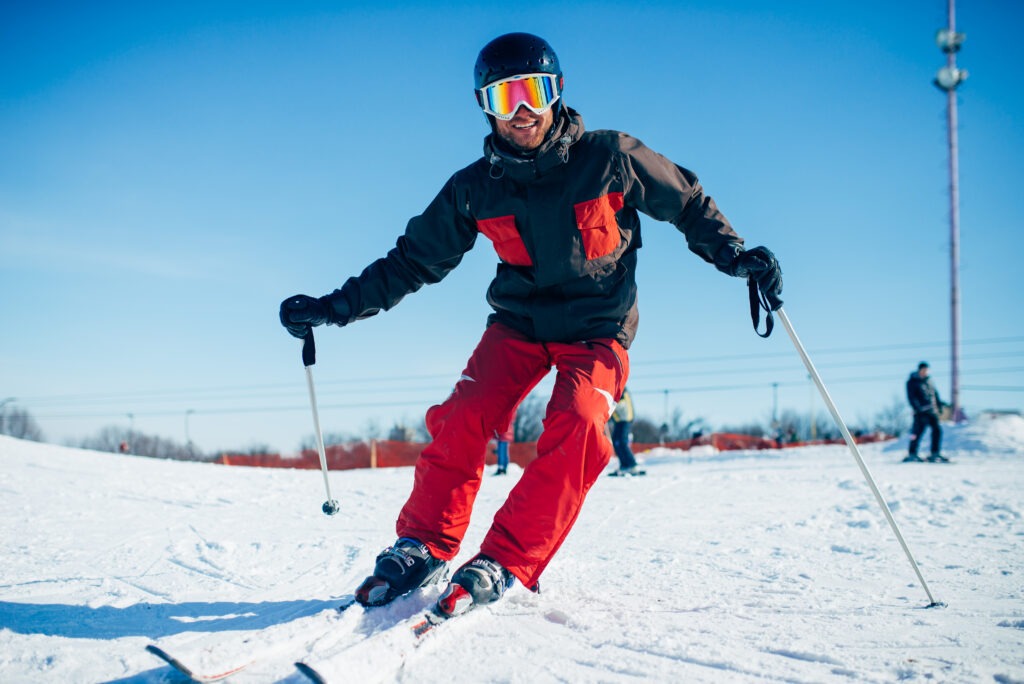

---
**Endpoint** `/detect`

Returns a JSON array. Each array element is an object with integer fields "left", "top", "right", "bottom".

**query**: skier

[
  {"left": 608, "top": 386, "right": 645, "bottom": 476},
  {"left": 279, "top": 32, "right": 783, "bottom": 618},
  {"left": 493, "top": 416, "right": 514, "bottom": 476},
  {"left": 904, "top": 361, "right": 948, "bottom": 463}
]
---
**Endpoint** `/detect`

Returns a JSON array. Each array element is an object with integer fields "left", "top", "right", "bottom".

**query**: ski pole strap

[
  {"left": 302, "top": 330, "right": 316, "bottom": 367},
  {"left": 748, "top": 276, "right": 774, "bottom": 338}
]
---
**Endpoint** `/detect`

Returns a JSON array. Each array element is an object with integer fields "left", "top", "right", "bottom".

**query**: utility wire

[{"left": 17, "top": 336, "right": 1024, "bottom": 421}]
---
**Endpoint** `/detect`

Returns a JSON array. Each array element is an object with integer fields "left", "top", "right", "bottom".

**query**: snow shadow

[{"left": 0, "top": 598, "right": 341, "bottom": 639}]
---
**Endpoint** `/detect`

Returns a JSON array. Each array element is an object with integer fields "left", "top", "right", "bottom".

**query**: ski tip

[
  {"left": 295, "top": 661, "right": 329, "bottom": 684},
  {"left": 145, "top": 644, "right": 187, "bottom": 671},
  {"left": 145, "top": 643, "right": 168, "bottom": 660},
  {"left": 411, "top": 610, "right": 449, "bottom": 638},
  {"left": 145, "top": 643, "right": 252, "bottom": 681}
]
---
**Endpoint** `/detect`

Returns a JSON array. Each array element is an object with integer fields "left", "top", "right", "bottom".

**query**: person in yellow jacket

[{"left": 609, "top": 387, "right": 645, "bottom": 476}]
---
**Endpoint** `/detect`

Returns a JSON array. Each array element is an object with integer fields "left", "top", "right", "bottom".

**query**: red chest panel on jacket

[
  {"left": 477, "top": 215, "right": 533, "bottom": 266},
  {"left": 573, "top": 192, "right": 624, "bottom": 260}
]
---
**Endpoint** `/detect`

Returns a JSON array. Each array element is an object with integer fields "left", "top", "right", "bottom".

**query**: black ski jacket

[
  {"left": 325, "top": 107, "right": 744, "bottom": 349},
  {"left": 907, "top": 372, "right": 941, "bottom": 415}
]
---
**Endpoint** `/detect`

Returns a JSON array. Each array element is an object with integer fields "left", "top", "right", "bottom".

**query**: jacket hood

[{"left": 483, "top": 106, "right": 585, "bottom": 182}]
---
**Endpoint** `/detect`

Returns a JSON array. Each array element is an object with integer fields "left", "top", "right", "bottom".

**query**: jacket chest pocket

[
  {"left": 574, "top": 192, "right": 624, "bottom": 260},
  {"left": 477, "top": 215, "right": 533, "bottom": 266}
]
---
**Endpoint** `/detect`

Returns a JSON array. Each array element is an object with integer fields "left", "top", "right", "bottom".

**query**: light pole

[
  {"left": 933, "top": 0, "right": 968, "bottom": 422},
  {"left": 771, "top": 382, "right": 779, "bottom": 426},
  {"left": 660, "top": 389, "right": 669, "bottom": 445},
  {"left": 808, "top": 374, "right": 817, "bottom": 441}
]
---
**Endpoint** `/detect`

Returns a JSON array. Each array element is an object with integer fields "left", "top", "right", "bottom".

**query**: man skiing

[{"left": 279, "top": 32, "right": 783, "bottom": 618}]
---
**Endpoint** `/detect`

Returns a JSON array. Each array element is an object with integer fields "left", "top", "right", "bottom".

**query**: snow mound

[{"left": 882, "top": 412, "right": 1024, "bottom": 457}]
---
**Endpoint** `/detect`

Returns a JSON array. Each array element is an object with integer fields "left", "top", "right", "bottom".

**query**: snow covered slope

[{"left": 1, "top": 416, "right": 1022, "bottom": 682}]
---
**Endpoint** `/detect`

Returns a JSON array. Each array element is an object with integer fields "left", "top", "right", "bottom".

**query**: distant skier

[
  {"left": 493, "top": 419, "right": 513, "bottom": 476},
  {"left": 280, "top": 32, "right": 782, "bottom": 618},
  {"left": 608, "top": 386, "right": 644, "bottom": 476},
  {"left": 904, "top": 361, "right": 948, "bottom": 463}
]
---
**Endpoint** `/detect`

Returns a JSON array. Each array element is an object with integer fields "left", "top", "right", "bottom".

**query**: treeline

[
  {"left": 0, "top": 404, "right": 43, "bottom": 442},
  {"left": 0, "top": 394, "right": 911, "bottom": 462}
]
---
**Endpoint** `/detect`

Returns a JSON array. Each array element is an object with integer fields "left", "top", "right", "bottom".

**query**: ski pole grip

[{"left": 302, "top": 330, "right": 316, "bottom": 367}]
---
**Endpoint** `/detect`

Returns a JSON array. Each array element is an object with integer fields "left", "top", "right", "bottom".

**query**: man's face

[
  {"left": 494, "top": 104, "right": 554, "bottom": 152},
  {"left": 919, "top": 367, "right": 930, "bottom": 378}
]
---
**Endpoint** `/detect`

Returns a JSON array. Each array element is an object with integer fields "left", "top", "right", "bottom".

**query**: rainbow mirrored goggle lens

[{"left": 478, "top": 73, "right": 561, "bottom": 120}]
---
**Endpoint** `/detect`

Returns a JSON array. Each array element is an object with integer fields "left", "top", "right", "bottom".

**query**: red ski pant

[{"left": 396, "top": 322, "right": 629, "bottom": 590}]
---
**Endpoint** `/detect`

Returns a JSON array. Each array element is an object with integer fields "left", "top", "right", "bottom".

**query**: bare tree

[
  {"left": 78, "top": 426, "right": 206, "bottom": 461},
  {"left": 0, "top": 404, "right": 44, "bottom": 442},
  {"left": 631, "top": 417, "right": 661, "bottom": 443},
  {"left": 239, "top": 443, "right": 275, "bottom": 455},
  {"left": 301, "top": 431, "right": 355, "bottom": 450},
  {"left": 388, "top": 422, "right": 417, "bottom": 442},
  {"left": 718, "top": 421, "right": 766, "bottom": 437},
  {"left": 513, "top": 394, "right": 546, "bottom": 441},
  {"left": 661, "top": 407, "right": 708, "bottom": 441},
  {"left": 771, "top": 408, "right": 839, "bottom": 442},
  {"left": 872, "top": 395, "right": 909, "bottom": 437}
]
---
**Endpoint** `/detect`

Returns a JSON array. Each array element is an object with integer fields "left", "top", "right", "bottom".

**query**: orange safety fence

[{"left": 217, "top": 432, "right": 891, "bottom": 471}]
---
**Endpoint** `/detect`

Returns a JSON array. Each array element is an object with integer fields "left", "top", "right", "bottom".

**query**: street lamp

[
  {"left": 933, "top": 0, "right": 968, "bottom": 422},
  {"left": 771, "top": 382, "right": 779, "bottom": 426},
  {"left": 659, "top": 389, "right": 670, "bottom": 445},
  {"left": 185, "top": 409, "right": 195, "bottom": 448}
]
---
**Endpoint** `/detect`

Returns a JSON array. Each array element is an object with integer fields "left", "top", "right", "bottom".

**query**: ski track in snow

[{"left": 0, "top": 415, "right": 1023, "bottom": 683}]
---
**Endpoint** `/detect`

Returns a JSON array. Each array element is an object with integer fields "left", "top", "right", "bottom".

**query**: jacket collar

[{"left": 483, "top": 106, "right": 585, "bottom": 182}]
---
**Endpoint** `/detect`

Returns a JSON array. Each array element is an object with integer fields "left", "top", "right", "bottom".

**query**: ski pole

[
  {"left": 776, "top": 307, "right": 942, "bottom": 607},
  {"left": 302, "top": 330, "right": 340, "bottom": 516}
]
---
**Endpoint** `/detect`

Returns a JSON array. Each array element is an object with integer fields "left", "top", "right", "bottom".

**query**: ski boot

[
  {"left": 354, "top": 537, "right": 448, "bottom": 607},
  {"left": 927, "top": 453, "right": 950, "bottom": 463},
  {"left": 902, "top": 454, "right": 924, "bottom": 463},
  {"left": 435, "top": 554, "right": 514, "bottom": 618}
]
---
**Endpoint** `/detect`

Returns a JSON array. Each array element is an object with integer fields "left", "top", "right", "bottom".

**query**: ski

[
  {"left": 145, "top": 644, "right": 253, "bottom": 682},
  {"left": 409, "top": 609, "right": 449, "bottom": 638},
  {"left": 294, "top": 606, "right": 469, "bottom": 682},
  {"left": 145, "top": 596, "right": 357, "bottom": 682},
  {"left": 608, "top": 468, "right": 647, "bottom": 477}
]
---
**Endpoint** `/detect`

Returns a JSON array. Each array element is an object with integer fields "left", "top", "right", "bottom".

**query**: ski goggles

[{"left": 477, "top": 73, "right": 561, "bottom": 120}]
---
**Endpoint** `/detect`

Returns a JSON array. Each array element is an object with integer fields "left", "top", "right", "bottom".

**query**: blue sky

[{"left": 2, "top": 1, "right": 1022, "bottom": 454}]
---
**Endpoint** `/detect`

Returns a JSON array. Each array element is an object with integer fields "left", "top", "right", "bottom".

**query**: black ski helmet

[{"left": 474, "top": 32, "right": 562, "bottom": 91}]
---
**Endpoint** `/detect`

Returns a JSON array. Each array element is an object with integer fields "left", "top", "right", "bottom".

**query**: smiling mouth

[{"left": 512, "top": 122, "right": 536, "bottom": 130}]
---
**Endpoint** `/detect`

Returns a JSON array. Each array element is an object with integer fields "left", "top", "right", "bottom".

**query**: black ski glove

[
  {"left": 279, "top": 295, "right": 331, "bottom": 339},
  {"left": 730, "top": 246, "right": 783, "bottom": 311}
]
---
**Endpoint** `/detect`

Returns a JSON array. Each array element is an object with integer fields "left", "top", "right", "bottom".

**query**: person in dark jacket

[
  {"left": 905, "top": 361, "right": 948, "bottom": 463},
  {"left": 279, "top": 32, "right": 783, "bottom": 617}
]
